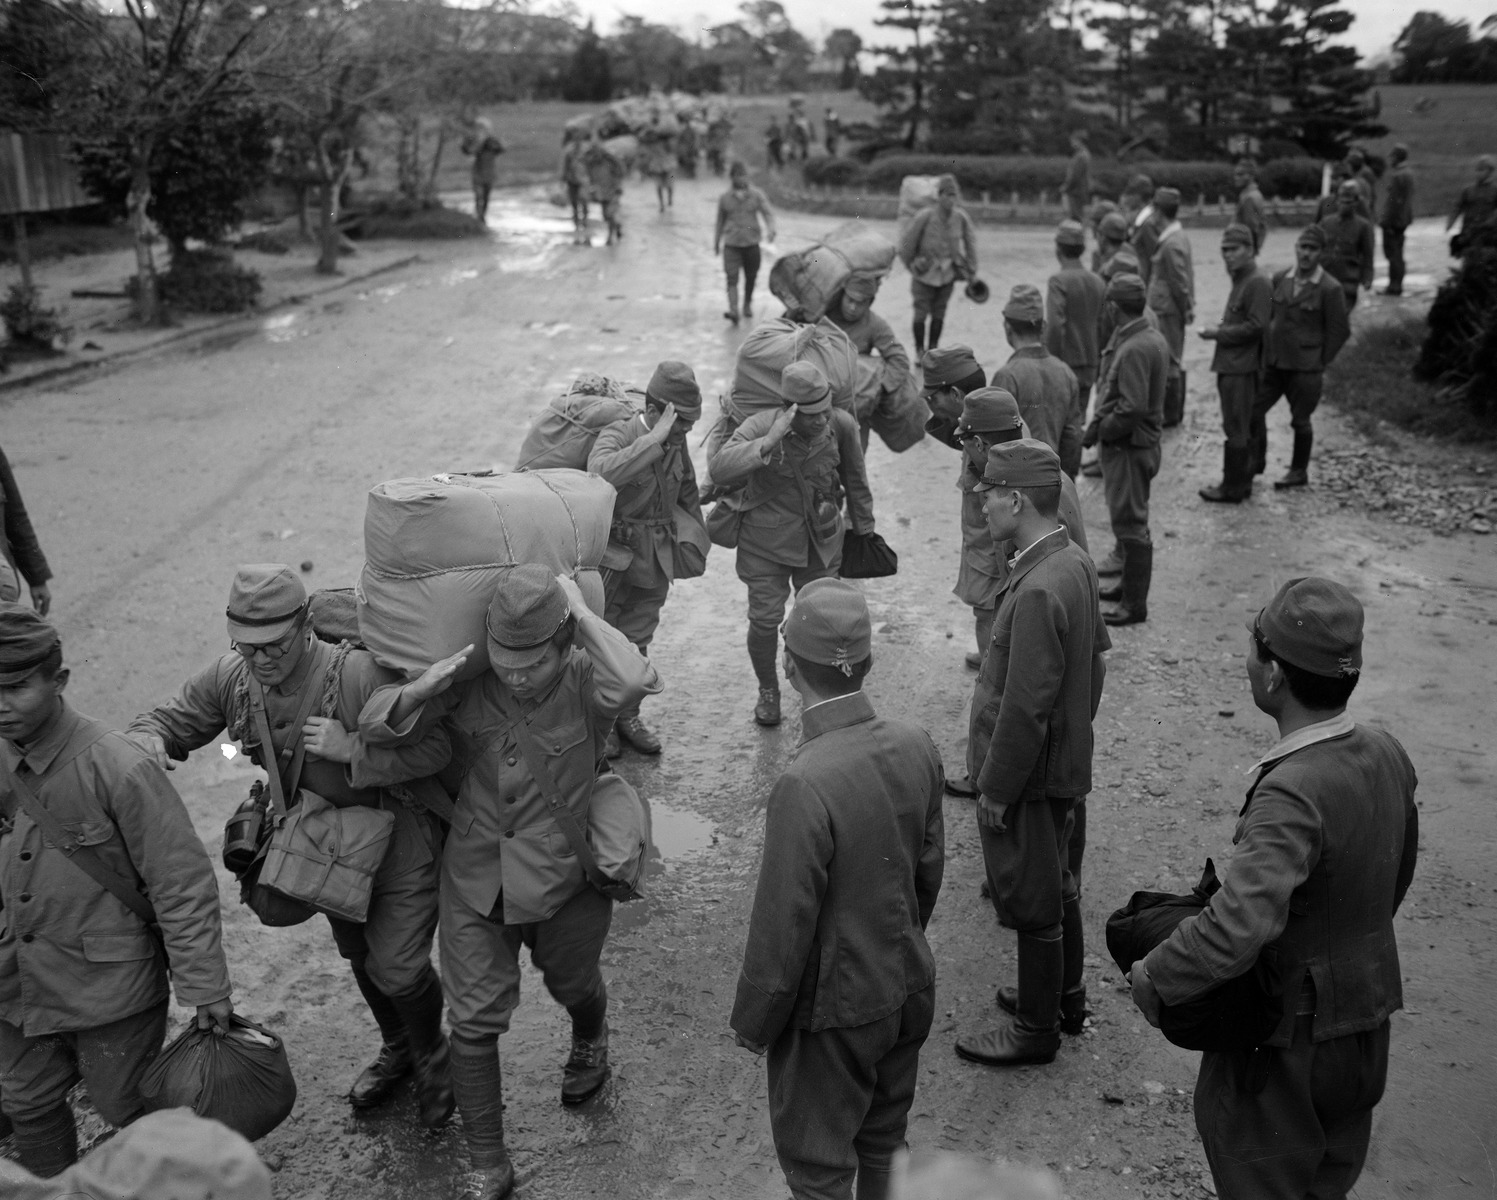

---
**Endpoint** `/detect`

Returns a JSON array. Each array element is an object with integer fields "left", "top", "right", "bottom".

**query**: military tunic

[
  {"left": 1044, "top": 266, "right": 1107, "bottom": 395},
  {"left": 1317, "top": 210, "right": 1376, "bottom": 310},
  {"left": 1212, "top": 266, "right": 1272, "bottom": 452},
  {"left": 991, "top": 345, "right": 1084, "bottom": 478},
  {"left": 1089, "top": 317, "right": 1170, "bottom": 544},
  {"left": 1147, "top": 223, "right": 1195, "bottom": 377},
  {"left": 1235, "top": 184, "right": 1268, "bottom": 253}
]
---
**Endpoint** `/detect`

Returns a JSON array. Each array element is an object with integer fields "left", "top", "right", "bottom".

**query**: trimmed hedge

[{"left": 802, "top": 155, "right": 1323, "bottom": 201}]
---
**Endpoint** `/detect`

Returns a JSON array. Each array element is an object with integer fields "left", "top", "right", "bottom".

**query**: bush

[
  {"left": 1, "top": 284, "right": 71, "bottom": 349},
  {"left": 127, "top": 249, "right": 262, "bottom": 314},
  {"left": 1416, "top": 221, "right": 1497, "bottom": 418}
]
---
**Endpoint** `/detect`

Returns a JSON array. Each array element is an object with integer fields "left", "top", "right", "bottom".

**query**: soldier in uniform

[
  {"left": 996, "top": 284, "right": 1084, "bottom": 477},
  {"left": 1128, "top": 183, "right": 1164, "bottom": 288},
  {"left": 1084, "top": 274, "right": 1170, "bottom": 627},
  {"left": 1233, "top": 159, "right": 1269, "bottom": 253},
  {"left": 898, "top": 175, "right": 979, "bottom": 356},
  {"left": 731, "top": 579, "right": 944, "bottom": 1200},
  {"left": 826, "top": 273, "right": 914, "bottom": 450},
  {"left": 1198, "top": 225, "right": 1273, "bottom": 505},
  {"left": 1131, "top": 578, "right": 1418, "bottom": 1200},
  {"left": 1250, "top": 226, "right": 1350, "bottom": 490},
  {"left": 0, "top": 446, "right": 53, "bottom": 615},
  {"left": 1, "top": 605, "right": 233, "bottom": 1176},
  {"left": 1091, "top": 211, "right": 1129, "bottom": 275},
  {"left": 1044, "top": 223, "right": 1106, "bottom": 425},
  {"left": 1062, "top": 132, "right": 1091, "bottom": 222},
  {"left": 461, "top": 119, "right": 505, "bottom": 224},
  {"left": 360, "top": 567, "right": 659, "bottom": 1200},
  {"left": 1379, "top": 145, "right": 1415, "bottom": 296},
  {"left": 708, "top": 363, "right": 875, "bottom": 729},
  {"left": 587, "top": 362, "right": 705, "bottom": 757},
  {"left": 1346, "top": 147, "right": 1378, "bottom": 215},
  {"left": 128, "top": 565, "right": 456, "bottom": 1130},
  {"left": 953, "top": 442, "right": 1108, "bottom": 1069},
  {"left": 918, "top": 344, "right": 986, "bottom": 449},
  {"left": 1448, "top": 154, "right": 1497, "bottom": 255},
  {"left": 714, "top": 161, "right": 777, "bottom": 325},
  {"left": 1146, "top": 187, "right": 1195, "bottom": 428},
  {"left": 1317, "top": 180, "right": 1376, "bottom": 312}
]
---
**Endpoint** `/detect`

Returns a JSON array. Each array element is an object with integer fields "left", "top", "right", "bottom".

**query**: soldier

[
  {"left": 1146, "top": 187, "right": 1195, "bottom": 428},
  {"left": 1198, "top": 224, "right": 1272, "bottom": 505},
  {"left": 461, "top": 119, "right": 505, "bottom": 224},
  {"left": 1044, "top": 222, "right": 1107, "bottom": 422},
  {"left": 0, "top": 604, "right": 234, "bottom": 1177},
  {"left": 1128, "top": 182, "right": 1164, "bottom": 288},
  {"left": 997, "top": 284, "right": 1084, "bottom": 478},
  {"left": 714, "top": 161, "right": 777, "bottom": 326},
  {"left": 1063, "top": 132, "right": 1091, "bottom": 222},
  {"left": 1379, "top": 144, "right": 1415, "bottom": 296},
  {"left": 826, "top": 273, "right": 914, "bottom": 450},
  {"left": 360, "top": 567, "right": 659, "bottom": 1200},
  {"left": 1083, "top": 274, "right": 1170, "bottom": 627},
  {"left": 1233, "top": 159, "right": 1269, "bottom": 253},
  {"left": 731, "top": 579, "right": 944, "bottom": 1200},
  {"left": 708, "top": 363, "right": 876, "bottom": 729},
  {"left": 128, "top": 565, "right": 456, "bottom": 1130},
  {"left": 899, "top": 175, "right": 979, "bottom": 356},
  {"left": 1131, "top": 578, "right": 1417, "bottom": 1200},
  {"left": 586, "top": 362, "right": 705, "bottom": 757},
  {"left": 1346, "top": 147, "right": 1378, "bottom": 215},
  {"left": 1249, "top": 226, "right": 1350, "bottom": 490},
  {"left": 953, "top": 441, "right": 1108, "bottom": 1069},
  {"left": 1447, "top": 155, "right": 1497, "bottom": 255},
  {"left": 765, "top": 118, "right": 785, "bottom": 170},
  {"left": 0, "top": 446, "right": 52, "bottom": 615},
  {"left": 918, "top": 344, "right": 986, "bottom": 449},
  {"left": 1317, "top": 180, "right": 1376, "bottom": 312},
  {"left": 1091, "top": 211, "right": 1129, "bottom": 275}
]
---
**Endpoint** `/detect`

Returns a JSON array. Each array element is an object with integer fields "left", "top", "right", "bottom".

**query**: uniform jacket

[
  {"left": 1088, "top": 317, "right": 1170, "bottom": 448},
  {"left": 730, "top": 692, "right": 944, "bottom": 1045},
  {"left": 1146, "top": 722, "right": 1418, "bottom": 1047},
  {"left": 1235, "top": 185, "right": 1268, "bottom": 252},
  {"left": 716, "top": 186, "right": 773, "bottom": 247},
  {"left": 1045, "top": 266, "right": 1107, "bottom": 375},
  {"left": 1, "top": 703, "right": 231, "bottom": 1037},
  {"left": 899, "top": 206, "right": 978, "bottom": 288},
  {"left": 992, "top": 345, "right": 1084, "bottom": 478},
  {"left": 1211, "top": 266, "right": 1272, "bottom": 376},
  {"left": 128, "top": 643, "right": 451, "bottom": 881},
  {"left": 1147, "top": 224, "right": 1195, "bottom": 323},
  {"left": 1264, "top": 268, "right": 1350, "bottom": 373},
  {"left": 1317, "top": 211, "right": 1376, "bottom": 291},
  {"left": 1130, "top": 211, "right": 1164, "bottom": 286},
  {"left": 465, "top": 135, "right": 504, "bottom": 186},
  {"left": 968, "top": 531, "right": 1108, "bottom": 803},
  {"left": 709, "top": 408, "right": 875, "bottom": 568},
  {"left": 361, "top": 610, "right": 659, "bottom": 925},
  {"left": 1381, "top": 166, "right": 1415, "bottom": 231},
  {"left": 0, "top": 447, "right": 51, "bottom": 603},
  {"left": 587, "top": 417, "right": 703, "bottom": 589}
]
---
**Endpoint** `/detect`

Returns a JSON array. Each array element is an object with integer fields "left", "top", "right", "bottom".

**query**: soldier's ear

[{"left": 52, "top": 667, "right": 70, "bottom": 695}]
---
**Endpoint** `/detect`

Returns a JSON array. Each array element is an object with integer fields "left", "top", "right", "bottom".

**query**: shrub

[
  {"left": 127, "top": 249, "right": 262, "bottom": 314},
  {"left": 1416, "top": 221, "right": 1497, "bottom": 418},
  {"left": 1, "top": 284, "right": 72, "bottom": 349}
]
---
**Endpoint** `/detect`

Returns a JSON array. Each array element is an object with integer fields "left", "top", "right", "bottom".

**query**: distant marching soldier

[
  {"left": 1379, "top": 144, "right": 1415, "bottom": 296},
  {"left": 2, "top": 605, "right": 234, "bottom": 1177},
  {"left": 714, "top": 162, "right": 777, "bottom": 326},
  {"left": 1346, "top": 147, "right": 1378, "bottom": 216},
  {"left": 1198, "top": 225, "right": 1273, "bottom": 505},
  {"left": 1063, "top": 132, "right": 1092, "bottom": 222},
  {"left": 1249, "top": 226, "right": 1350, "bottom": 491},
  {"left": 1044, "top": 222, "right": 1107, "bottom": 428},
  {"left": 1317, "top": 180, "right": 1376, "bottom": 313},
  {"left": 708, "top": 363, "right": 876, "bottom": 729},
  {"left": 586, "top": 362, "right": 705, "bottom": 758},
  {"left": 1233, "top": 159, "right": 1269, "bottom": 254},
  {"left": 899, "top": 175, "right": 979, "bottom": 356},
  {"left": 1145, "top": 187, "right": 1195, "bottom": 428},
  {"left": 461, "top": 119, "right": 505, "bottom": 224},
  {"left": 128, "top": 565, "right": 457, "bottom": 1130}
]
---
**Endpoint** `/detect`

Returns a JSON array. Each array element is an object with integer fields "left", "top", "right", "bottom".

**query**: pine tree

[{"left": 859, "top": 0, "right": 940, "bottom": 149}]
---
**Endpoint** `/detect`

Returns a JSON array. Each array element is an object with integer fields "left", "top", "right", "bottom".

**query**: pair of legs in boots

[
  {"left": 1098, "top": 442, "right": 1159, "bottom": 626},
  {"left": 1251, "top": 366, "right": 1321, "bottom": 489},
  {"left": 737, "top": 548, "right": 838, "bottom": 727},
  {"left": 724, "top": 244, "right": 762, "bottom": 325},
  {"left": 445, "top": 885, "right": 614, "bottom": 1200},
  {"left": 603, "top": 573, "right": 670, "bottom": 756},
  {"left": 909, "top": 281, "right": 955, "bottom": 357},
  {"left": 1200, "top": 372, "right": 1257, "bottom": 503},
  {"left": 956, "top": 798, "right": 1084, "bottom": 1066}
]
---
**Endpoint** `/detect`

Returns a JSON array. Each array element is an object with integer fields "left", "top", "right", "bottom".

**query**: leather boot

[
  {"left": 393, "top": 972, "right": 455, "bottom": 1129},
  {"left": 1275, "top": 429, "right": 1313, "bottom": 489},
  {"left": 450, "top": 1043, "right": 514, "bottom": 1200},
  {"left": 754, "top": 687, "right": 781, "bottom": 727},
  {"left": 349, "top": 960, "right": 413, "bottom": 1108},
  {"left": 1103, "top": 539, "right": 1152, "bottom": 626},
  {"left": 928, "top": 317, "right": 944, "bottom": 350},
  {"left": 562, "top": 1022, "right": 611, "bottom": 1105},
  {"left": 912, "top": 320, "right": 925, "bottom": 357},
  {"left": 995, "top": 985, "right": 1088, "bottom": 1036},
  {"left": 1059, "top": 894, "right": 1088, "bottom": 1034},
  {"left": 1162, "top": 370, "right": 1185, "bottom": 427},
  {"left": 955, "top": 933, "right": 1063, "bottom": 1066},
  {"left": 856, "top": 1163, "right": 894, "bottom": 1200},
  {"left": 1199, "top": 445, "right": 1246, "bottom": 503},
  {"left": 14, "top": 1103, "right": 78, "bottom": 1177},
  {"left": 724, "top": 286, "right": 740, "bottom": 326},
  {"left": 616, "top": 713, "right": 662, "bottom": 754}
]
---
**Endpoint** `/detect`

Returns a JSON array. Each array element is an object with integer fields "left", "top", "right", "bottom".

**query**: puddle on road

[
  {"left": 190, "top": 310, "right": 310, "bottom": 355},
  {"left": 649, "top": 799, "right": 715, "bottom": 861}
]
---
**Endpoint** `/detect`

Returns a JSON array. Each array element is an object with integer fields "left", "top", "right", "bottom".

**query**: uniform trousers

[
  {"left": 1099, "top": 442, "right": 1161, "bottom": 544},
  {"left": 1381, "top": 226, "right": 1406, "bottom": 291},
  {"left": 603, "top": 572, "right": 671, "bottom": 653},
  {"left": 736, "top": 546, "right": 839, "bottom": 640},
  {"left": 0, "top": 1002, "right": 166, "bottom": 1125},
  {"left": 1250, "top": 368, "right": 1323, "bottom": 470},
  {"left": 326, "top": 827, "right": 441, "bottom": 997},
  {"left": 724, "top": 245, "right": 762, "bottom": 301},
  {"left": 1340, "top": 282, "right": 1359, "bottom": 313},
  {"left": 440, "top": 880, "right": 612, "bottom": 1043},
  {"left": 1195, "top": 1015, "right": 1390, "bottom": 1200},
  {"left": 768, "top": 985, "right": 936, "bottom": 1200},
  {"left": 977, "top": 797, "right": 1077, "bottom": 937},
  {"left": 909, "top": 280, "right": 954, "bottom": 322},
  {"left": 1154, "top": 310, "right": 1186, "bottom": 374},
  {"left": 1217, "top": 372, "right": 1257, "bottom": 451}
]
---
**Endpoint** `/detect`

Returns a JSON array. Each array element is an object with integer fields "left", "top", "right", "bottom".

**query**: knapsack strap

[{"left": 247, "top": 643, "right": 331, "bottom": 818}]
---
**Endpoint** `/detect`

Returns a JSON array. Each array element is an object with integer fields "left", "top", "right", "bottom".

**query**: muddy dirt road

[{"left": 3, "top": 177, "right": 1494, "bottom": 1200}]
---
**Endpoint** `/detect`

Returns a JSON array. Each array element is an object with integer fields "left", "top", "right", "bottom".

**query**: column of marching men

[{"left": 0, "top": 194, "right": 1420, "bottom": 1200}]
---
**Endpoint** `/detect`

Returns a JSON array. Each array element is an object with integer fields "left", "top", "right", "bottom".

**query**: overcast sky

[{"left": 570, "top": 0, "right": 1495, "bottom": 62}]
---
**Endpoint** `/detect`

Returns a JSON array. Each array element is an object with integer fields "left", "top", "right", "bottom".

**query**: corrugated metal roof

[{"left": 0, "top": 132, "right": 92, "bottom": 215}]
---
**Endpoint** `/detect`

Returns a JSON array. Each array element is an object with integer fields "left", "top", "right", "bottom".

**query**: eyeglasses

[{"left": 231, "top": 631, "right": 299, "bottom": 661}]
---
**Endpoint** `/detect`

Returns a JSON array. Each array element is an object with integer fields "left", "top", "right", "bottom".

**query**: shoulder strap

[
  {"left": 246, "top": 644, "right": 330, "bottom": 817},
  {"left": 494, "top": 688, "right": 607, "bottom": 890},
  {"left": 6, "top": 745, "right": 158, "bottom": 927}
]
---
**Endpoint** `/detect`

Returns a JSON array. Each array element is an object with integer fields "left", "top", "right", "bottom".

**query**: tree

[
  {"left": 739, "top": 1, "right": 814, "bottom": 90},
  {"left": 1392, "top": 12, "right": 1473, "bottom": 82},
  {"left": 609, "top": 17, "right": 689, "bottom": 94},
  {"left": 563, "top": 19, "right": 613, "bottom": 101},
  {"left": 860, "top": 0, "right": 940, "bottom": 149},
  {"left": 825, "top": 28, "right": 864, "bottom": 88}
]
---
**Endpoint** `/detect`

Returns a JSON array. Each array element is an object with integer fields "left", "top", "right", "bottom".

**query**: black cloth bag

[{"left": 839, "top": 530, "right": 898, "bottom": 579}]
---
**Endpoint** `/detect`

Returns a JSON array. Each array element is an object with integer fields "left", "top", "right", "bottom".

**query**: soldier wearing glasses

[{"left": 127, "top": 565, "right": 457, "bottom": 1131}]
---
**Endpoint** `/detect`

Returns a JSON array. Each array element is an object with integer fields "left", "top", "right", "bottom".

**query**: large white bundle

[
  {"left": 358, "top": 469, "right": 614, "bottom": 680},
  {"left": 897, "top": 175, "right": 944, "bottom": 233},
  {"left": 822, "top": 221, "right": 898, "bottom": 277},
  {"left": 726, "top": 316, "right": 858, "bottom": 423}
]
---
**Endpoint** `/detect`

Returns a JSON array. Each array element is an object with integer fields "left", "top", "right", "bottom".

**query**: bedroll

[
  {"left": 726, "top": 316, "right": 858, "bottom": 424},
  {"left": 515, "top": 375, "right": 641, "bottom": 470}
]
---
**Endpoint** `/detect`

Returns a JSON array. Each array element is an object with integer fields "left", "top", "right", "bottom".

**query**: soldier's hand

[
  {"left": 734, "top": 1033, "right": 767, "bottom": 1056},
  {"left": 197, "top": 997, "right": 235, "bottom": 1036},
  {"left": 1198, "top": 325, "right": 1219, "bottom": 341},
  {"left": 408, "top": 646, "right": 472, "bottom": 702},
  {"left": 302, "top": 716, "right": 355, "bottom": 763},
  {"left": 976, "top": 795, "right": 1008, "bottom": 830},
  {"left": 29, "top": 583, "right": 51, "bottom": 616},
  {"left": 1081, "top": 424, "right": 1099, "bottom": 451},
  {"left": 554, "top": 573, "right": 589, "bottom": 615},
  {"left": 764, "top": 406, "right": 795, "bottom": 449},
  {"left": 1129, "top": 962, "right": 1163, "bottom": 1028},
  {"left": 133, "top": 731, "right": 175, "bottom": 772},
  {"left": 650, "top": 403, "right": 679, "bottom": 443}
]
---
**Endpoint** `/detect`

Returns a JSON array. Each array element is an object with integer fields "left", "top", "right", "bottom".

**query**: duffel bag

[
  {"left": 727, "top": 316, "right": 858, "bottom": 423},
  {"left": 672, "top": 505, "right": 711, "bottom": 579},
  {"left": 768, "top": 244, "right": 853, "bottom": 323},
  {"left": 822, "top": 220, "right": 897, "bottom": 277},
  {"left": 515, "top": 375, "right": 640, "bottom": 471},
  {"left": 260, "top": 792, "right": 395, "bottom": 924},
  {"left": 140, "top": 1015, "right": 297, "bottom": 1142},
  {"left": 867, "top": 366, "right": 927, "bottom": 453}
]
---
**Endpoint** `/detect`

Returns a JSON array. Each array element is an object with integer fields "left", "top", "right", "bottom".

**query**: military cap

[
  {"left": 784, "top": 578, "right": 871, "bottom": 676},
  {"left": 974, "top": 438, "right": 1063, "bottom": 492},
  {"left": 1105, "top": 272, "right": 1147, "bottom": 305},
  {"left": 1055, "top": 219, "right": 1086, "bottom": 250},
  {"left": 486, "top": 563, "right": 571, "bottom": 670},
  {"left": 781, "top": 361, "right": 832, "bottom": 413},
  {"left": 226, "top": 565, "right": 307, "bottom": 644},
  {"left": 1002, "top": 283, "right": 1045, "bottom": 325},
  {"left": 0, "top": 602, "right": 61, "bottom": 686},
  {"left": 842, "top": 272, "right": 882, "bottom": 301},
  {"left": 1126, "top": 172, "right": 1155, "bottom": 197},
  {"left": 1221, "top": 223, "right": 1255, "bottom": 248},
  {"left": 1249, "top": 576, "right": 1363, "bottom": 678},
  {"left": 646, "top": 360, "right": 702, "bottom": 420},
  {"left": 920, "top": 344, "right": 983, "bottom": 393},
  {"left": 955, "top": 387, "right": 1022, "bottom": 438},
  {"left": 1103, "top": 244, "right": 1141, "bottom": 279},
  {"left": 1098, "top": 211, "right": 1129, "bottom": 242},
  {"left": 1297, "top": 224, "right": 1327, "bottom": 249},
  {"left": 1153, "top": 186, "right": 1181, "bottom": 206},
  {"left": 937, "top": 173, "right": 960, "bottom": 195}
]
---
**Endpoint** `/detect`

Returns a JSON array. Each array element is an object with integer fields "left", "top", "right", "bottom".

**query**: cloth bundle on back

[
  {"left": 515, "top": 374, "right": 643, "bottom": 471},
  {"left": 769, "top": 221, "right": 897, "bottom": 323}
]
